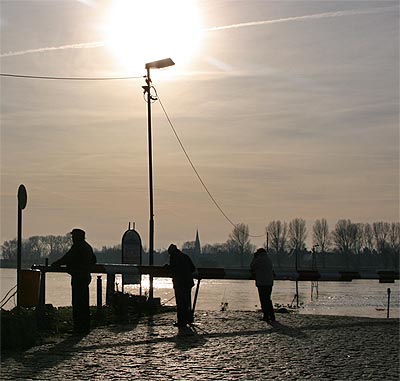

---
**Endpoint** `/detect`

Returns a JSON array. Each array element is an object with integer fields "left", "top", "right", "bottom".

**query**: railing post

[
  {"left": 97, "top": 275, "right": 102, "bottom": 315},
  {"left": 106, "top": 273, "right": 115, "bottom": 305}
]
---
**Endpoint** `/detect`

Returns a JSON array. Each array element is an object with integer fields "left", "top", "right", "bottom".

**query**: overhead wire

[
  {"left": 0, "top": 285, "right": 17, "bottom": 305},
  {"left": 0, "top": 289, "right": 17, "bottom": 309},
  {"left": 1, "top": 71, "right": 266, "bottom": 239},
  {"left": 153, "top": 86, "right": 265, "bottom": 238},
  {"left": 0, "top": 73, "right": 143, "bottom": 81}
]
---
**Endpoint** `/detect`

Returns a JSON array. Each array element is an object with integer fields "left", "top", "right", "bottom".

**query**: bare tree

[
  {"left": 227, "top": 223, "right": 253, "bottom": 267},
  {"left": 288, "top": 218, "right": 307, "bottom": 251},
  {"left": 372, "top": 221, "right": 390, "bottom": 254},
  {"left": 332, "top": 219, "right": 361, "bottom": 269},
  {"left": 202, "top": 243, "right": 227, "bottom": 255},
  {"left": 26, "top": 236, "right": 47, "bottom": 262},
  {"left": 388, "top": 222, "right": 400, "bottom": 253},
  {"left": 40, "top": 235, "right": 71, "bottom": 262},
  {"left": 0, "top": 239, "right": 17, "bottom": 260},
  {"left": 354, "top": 223, "right": 364, "bottom": 255},
  {"left": 312, "top": 218, "right": 331, "bottom": 252},
  {"left": 266, "top": 220, "right": 287, "bottom": 267},
  {"left": 363, "top": 223, "right": 374, "bottom": 252},
  {"left": 182, "top": 241, "right": 195, "bottom": 252},
  {"left": 332, "top": 219, "right": 354, "bottom": 253},
  {"left": 388, "top": 222, "right": 400, "bottom": 269}
]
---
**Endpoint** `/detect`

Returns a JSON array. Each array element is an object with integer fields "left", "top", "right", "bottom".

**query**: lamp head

[{"left": 145, "top": 58, "right": 175, "bottom": 70}]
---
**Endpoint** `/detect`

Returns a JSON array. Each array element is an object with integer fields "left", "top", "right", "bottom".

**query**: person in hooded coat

[{"left": 250, "top": 247, "right": 276, "bottom": 323}]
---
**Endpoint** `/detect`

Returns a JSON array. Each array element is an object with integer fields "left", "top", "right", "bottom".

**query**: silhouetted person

[
  {"left": 167, "top": 244, "right": 196, "bottom": 328},
  {"left": 51, "top": 228, "right": 96, "bottom": 334},
  {"left": 251, "top": 247, "right": 276, "bottom": 323}
]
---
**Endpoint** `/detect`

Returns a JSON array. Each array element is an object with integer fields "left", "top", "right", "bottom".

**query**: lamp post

[{"left": 143, "top": 58, "right": 175, "bottom": 301}]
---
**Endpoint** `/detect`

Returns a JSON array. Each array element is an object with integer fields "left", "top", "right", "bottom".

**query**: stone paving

[{"left": 1, "top": 311, "right": 399, "bottom": 380}]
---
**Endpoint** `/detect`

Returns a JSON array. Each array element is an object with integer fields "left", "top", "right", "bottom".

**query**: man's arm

[{"left": 51, "top": 247, "right": 74, "bottom": 267}]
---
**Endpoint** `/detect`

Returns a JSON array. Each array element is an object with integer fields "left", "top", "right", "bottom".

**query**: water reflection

[{"left": 0, "top": 269, "right": 398, "bottom": 318}]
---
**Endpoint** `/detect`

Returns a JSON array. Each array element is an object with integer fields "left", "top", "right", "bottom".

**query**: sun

[{"left": 105, "top": 0, "right": 203, "bottom": 73}]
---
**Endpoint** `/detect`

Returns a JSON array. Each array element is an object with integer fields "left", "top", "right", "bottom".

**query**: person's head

[
  {"left": 168, "top": 244, "right": 179, "bottom": 255},
  {"left": 255, "top": 247, "right": 267, "bottom": 256},
  {"left": 71, "top": 228, "right": 85, "bottom": 243}
]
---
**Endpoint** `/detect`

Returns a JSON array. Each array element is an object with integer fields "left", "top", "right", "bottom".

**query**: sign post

[{"left": 121, "top": 225, "right": 142, "bottom": 291}]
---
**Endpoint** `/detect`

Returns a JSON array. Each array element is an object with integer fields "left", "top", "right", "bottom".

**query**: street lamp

[{"left": 143, "top": 58, "right": 175, "bottom": 301}]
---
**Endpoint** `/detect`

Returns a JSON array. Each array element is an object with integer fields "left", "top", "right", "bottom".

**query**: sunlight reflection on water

[{"left": 1, "top": 269, "right": 398, "bottom": 318}]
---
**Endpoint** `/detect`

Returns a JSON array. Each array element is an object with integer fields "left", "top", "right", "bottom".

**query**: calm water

[{"left": 1, "top": 268, "right": 399, "bottom": 318}]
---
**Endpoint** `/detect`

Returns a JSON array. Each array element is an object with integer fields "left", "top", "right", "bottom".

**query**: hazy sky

[{"left": 1, "top": 0, "right": 399, "bottom": 251}]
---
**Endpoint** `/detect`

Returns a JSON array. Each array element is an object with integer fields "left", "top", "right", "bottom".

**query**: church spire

[{"left": 194, "top": 229, "right": 201, "bottom": 255}]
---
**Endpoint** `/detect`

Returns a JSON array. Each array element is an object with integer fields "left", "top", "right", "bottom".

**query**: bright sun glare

[{"left": 105, "top": 0, "right": 203, "bottom": 73}]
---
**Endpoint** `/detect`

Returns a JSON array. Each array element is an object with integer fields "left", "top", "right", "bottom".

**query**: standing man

[
  {"left": 167, "top": 244, "right": 196, "bottom": 328},
  {"left": 250, "top": 247, "right": 276, "bottom": 323},
  {"left": 52, "top": 228, "right": 96, "bottom": 334}
]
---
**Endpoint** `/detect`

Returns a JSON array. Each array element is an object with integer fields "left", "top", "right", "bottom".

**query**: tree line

[
  {"left": 1, "top": 218, "right": 399, "bottom": 270},
  {"left": 180, "top": 219, "right": 399, "bottom": 270},
  {"left": 0, "top": 235, "right": 122, "bottom": 268}
]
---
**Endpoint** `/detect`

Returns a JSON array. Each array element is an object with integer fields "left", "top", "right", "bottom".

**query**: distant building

[
  {"left": 194, "top": 229, "right": 201, "bottom": 255},
  {"left": 182, "top": 229, "right": 202, "bottom": 257}
]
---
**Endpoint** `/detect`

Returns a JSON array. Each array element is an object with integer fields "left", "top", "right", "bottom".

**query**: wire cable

[
  {"left": 154, "top": 87, "right": 265, "bottom": 238},
  {"left": 0, "top": 285, "right": 17, "bottom": 305},
  {"left": 1, "top": 71, "right": 265, "bottom": 239},
  {"left": 156, "top": 91, "right": 236, "bottom": 227},
  {"left": 0, "top": 290, "right": 17, "bottom": 309},
  {"left": 161, "top": 295, "right": 176, "bottom": 306},
  {"left": 0, "top": 73, "right": 144, "bottom": 81}
]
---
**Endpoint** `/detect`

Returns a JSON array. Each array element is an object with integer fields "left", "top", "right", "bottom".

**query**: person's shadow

[
  {"left": 2, "top": 333, "right": 86, "bottom": 380},
  {"left": 174, "top": 325, "right": 208, "bottom": 350},
  {"left": 268, "top": 321, "right": 308, "bottom": 339}
]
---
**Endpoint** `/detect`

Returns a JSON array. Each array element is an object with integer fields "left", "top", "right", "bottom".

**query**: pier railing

[
  {"left": 30, "top": 263, "right": 398, "bottom": 311},
  {"left": 31, "top": 263, "right": 399, "bottom": 282}
]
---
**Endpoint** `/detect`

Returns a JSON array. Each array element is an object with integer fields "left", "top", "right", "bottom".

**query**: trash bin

[{"left": 19, "top": 269, "right": 40, "bottom": 307}]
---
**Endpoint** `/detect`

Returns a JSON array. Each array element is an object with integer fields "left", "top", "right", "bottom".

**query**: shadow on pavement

[
  {"left": 2, "top": 333, "right": 86, "bottom": 380},
  {"left": 174, "top": 326, "right": 208, "bottom": 350},
  {"left": 268, "top": 321, "right": 308, "bottom": 339}
]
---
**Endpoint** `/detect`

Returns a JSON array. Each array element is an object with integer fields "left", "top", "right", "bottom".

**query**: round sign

[{"left": 17, "top": 184, "right": 27, "bottom": 210}]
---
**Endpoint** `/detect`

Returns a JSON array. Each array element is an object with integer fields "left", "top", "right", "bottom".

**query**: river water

[{"left": 1, "top": 268, "right": 399, "bottom": 318}]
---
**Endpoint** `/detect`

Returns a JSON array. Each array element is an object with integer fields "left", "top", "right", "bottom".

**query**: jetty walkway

[{"left": 1, "top": 311, "right": 398, "bottom": 380}]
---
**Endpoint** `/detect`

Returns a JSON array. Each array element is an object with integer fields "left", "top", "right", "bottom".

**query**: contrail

[
  {"left": 0, "top": 6, "right": 395, "bottom": 58},
  {"left": 206, "top": 6, "right": 397, "bottom": 31},
  {"left": 0, "top": 41, "right": 105, "bottom": 58}
]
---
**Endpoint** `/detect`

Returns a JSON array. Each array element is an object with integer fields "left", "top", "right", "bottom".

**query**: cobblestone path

[{"left": 1, "top": 311, "right": 399, "bottom": 380}]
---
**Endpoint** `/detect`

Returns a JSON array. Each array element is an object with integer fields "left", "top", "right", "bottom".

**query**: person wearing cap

[
  {"left": 250, "top": 247, "right": 276, "bottom": 323},
  {"left": 167, "top": 244, "right": 196, "bottom": 328},
  {"left": 51, "top": 228, "right": 97, "bottom": 334}
]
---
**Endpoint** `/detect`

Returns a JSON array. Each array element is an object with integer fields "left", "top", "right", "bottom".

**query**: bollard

[
  {"left": 387, "top": 288, "right": 391, "bottom": 318},
  {"left": 97, "top": 276, "right": 102, "bottom": 314},
  {"left": 106, "top": 273, "right": 115, "bottom": 305}
]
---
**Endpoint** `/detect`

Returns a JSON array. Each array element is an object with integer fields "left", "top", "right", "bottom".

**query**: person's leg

[
  {"left": 71, "top": 277, "right": 79, "bottom": 331},
  {"left": 174, "top": 288, "right": 186, "bottom": 327},
  {"left": 80, "top": 276, "right": 91, "bottom": 331},
  {"left": 73, "top": 275, "right": 91, "bottom": 333},
  {"left": 182, "top": 287, "right": 193, "bottom": 324},
  {"left": 265, "top": 285, "right": 276, "bottom": 322},
  {"left": 257, "top": 286, "right": 268, "bottom": 320}
]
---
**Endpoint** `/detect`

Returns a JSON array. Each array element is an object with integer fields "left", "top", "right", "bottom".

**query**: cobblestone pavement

[{"left": 1, "top": 311, "right": 399, "bottom": 380}]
